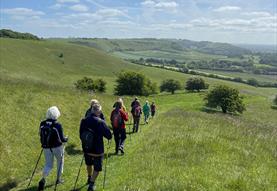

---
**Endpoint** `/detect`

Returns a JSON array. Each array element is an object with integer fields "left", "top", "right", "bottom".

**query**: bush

[
  {"left": 160, "top": 79, "right": 181, "bottom": 94},
  {"left": 114, "top": 71, "right": 157, "bottom": 96},
  {"left": 247, "top": 78, "right": 259, "bottom": 87},
  {"left": 185, "top": 77, "right": 209, "bottom": 92},
  {"left": 205, "top": 85, "right": 246, "bottom": 114},
  {"left": 75, "top": 77, "right": 106, "bottom": 93},
  {"left": 274, "top": 95, "right": 277, "bottom": 105}
]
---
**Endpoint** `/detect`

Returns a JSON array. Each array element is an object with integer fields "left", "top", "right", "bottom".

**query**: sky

[{"left": 0, "top": 0, "right": 276, "bottom": 45}]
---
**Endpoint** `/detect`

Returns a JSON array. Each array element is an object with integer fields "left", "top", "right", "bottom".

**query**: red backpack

[{"left": 111, "top": 110, "right": 123, "bottom": 128}]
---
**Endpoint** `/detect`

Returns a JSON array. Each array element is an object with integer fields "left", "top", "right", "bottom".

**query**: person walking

[
  {"left": 110, "top": 101, "right": 128, "bottom": 155},
  {"left": 143, "top": 101, "right": 150, "bottom": 124},
  {"left": 80, "top": 103, "right": 112, "bottom": 191},
  {"left": 85, "top": 99, "right": 105, "bottom": 120},
  {"left": 150, "top": 102, "right": 156, "bottom": 118},
  {"left": 38, "top": 106, "right": 68, "bottom": 191}
]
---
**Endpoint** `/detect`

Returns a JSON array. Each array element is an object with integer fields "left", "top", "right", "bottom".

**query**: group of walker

[{"left": 31, "top": 97, "right": 156, "bottom": 191}]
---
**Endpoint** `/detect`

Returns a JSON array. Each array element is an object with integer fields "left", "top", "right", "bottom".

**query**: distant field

[{"left": 198, "top": 69, "right": 277, "bottom": 83}]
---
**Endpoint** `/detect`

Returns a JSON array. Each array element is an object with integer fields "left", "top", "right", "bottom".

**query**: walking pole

[
  {"left": 73, "top": 155, "right": 84, "bottom": 191},
  {"left": 54, "top": 144, "right": 66, "bottom": 191},
  {"left": 27, "top": 148, "right": 43, "bottom": 188},
  {"left": 103, "top": 140, "right": 111, "bottom": 190}
]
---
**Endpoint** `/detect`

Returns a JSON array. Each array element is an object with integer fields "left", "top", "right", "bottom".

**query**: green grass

[{"left": 0, "top": 38, "right": 277, "bottom": 191}]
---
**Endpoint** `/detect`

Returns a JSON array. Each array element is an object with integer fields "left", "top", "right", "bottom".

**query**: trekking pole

[
  {"left": 73, "top": 155, "right": 84, "bottom": 191},
  {"left": 54, "top": 143, "right": 66, "bottom": 191},
  {"left": 27, "top": 148, "right": 43, "bottom": 188},
  {"left": 103, "top": 140, "right": 111, "bottom": 190}
]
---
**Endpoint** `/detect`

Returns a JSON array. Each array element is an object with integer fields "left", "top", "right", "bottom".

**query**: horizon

[{"left": 1, "top": 0, "right": 276, "bottom": 45}]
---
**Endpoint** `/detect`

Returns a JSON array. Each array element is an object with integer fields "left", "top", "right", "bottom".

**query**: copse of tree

[
  {"left": 247, "top": 78, "right": 259, "bottom": 87},
  {"left": 205, "top": 85, "right": 246, "bottom": 114},
  {"left": 114, "top": 71, "right": 157, "bottom": 96},
  {"left": 274, "top": 95, "right": 277, "bottom": 105},
  {"left": 160, "top": 79, "right": 181, "bottom": 94},
  {"left": 75, "top": 77, "right": 106, "bottom": 93},
  {"left": 185, "top": 77, "right": 209, "bottom": 92},
  {"left": 0, "top": 29, "right": 40, "bottom": 40}
]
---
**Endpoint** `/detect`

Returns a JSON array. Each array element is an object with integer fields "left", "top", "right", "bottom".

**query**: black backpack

[
  {"left": 40, "top": 121, "right": 59, "bottom": 148},
  {"left": 80, "top": 126, "right": 95, "bottom": 153}
]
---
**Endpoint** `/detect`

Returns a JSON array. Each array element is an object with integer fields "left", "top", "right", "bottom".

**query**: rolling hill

[{"left": 0, "top": 37, "right": 277, "bottom": 191}]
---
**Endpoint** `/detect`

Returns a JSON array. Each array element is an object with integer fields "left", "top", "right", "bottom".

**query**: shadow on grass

[
  {"left": 0, "top": 179, "right": 17, "bottom": 191},
  {"left": 201, "top": 107, "right": 239, "bottom": 116},
  {"left": 18, "top": 183, "right": 54, "bottom": 191},
  {"left": 70, "top": 183, "right": 87, "bottom": 191},
  {"left": 65, "top": 144, "right": 83, "bottom": 155},
  {"left": 271, "top": 105, "right": 277, "bottom": 110}
]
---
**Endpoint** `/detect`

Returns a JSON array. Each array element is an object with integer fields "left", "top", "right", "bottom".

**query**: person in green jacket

[{"left": 143, "top": 100, "right": 151, "bottom": 124}]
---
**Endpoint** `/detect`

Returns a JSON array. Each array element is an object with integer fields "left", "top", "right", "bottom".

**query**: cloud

[
  {"left": 95, "top": 9, "right": 124, "bottom": 17},
  {"left": 57, "top": 0, "right": 79, "bottom": 3},
  {"left": 141, "top": 0, "right": 178, "bottom": 9},
  {"left": 2, "top": 8, "right": 45, "bottom": 16},
  {"left": 69, "top": 4, "right": 89, "bottom": 12},
  {"left": 213, "top": 6, "right": 241, "bottom": 12},
  {"left": 50, "top": 3, "right": 63, "bottom": 10},
  {"left": 242, "top": 11, "right": 271, "bottom": 17}
]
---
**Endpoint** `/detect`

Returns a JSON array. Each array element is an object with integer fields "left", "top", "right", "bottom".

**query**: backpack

[
  {"left": 40, "top": 121, "right": 59, "bottom": 148},
  {"left": 111, "top": 110, "right": 122, "bottom": 128},
  {"left": 80, "top": 127, "right": 95, "bottom": 153},
  {"left": 134, "top": 106, "right": 141, "bottom": 117}
]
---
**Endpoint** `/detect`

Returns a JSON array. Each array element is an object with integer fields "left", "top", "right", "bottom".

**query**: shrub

[
  {"left": 205, "top": 85, "right": 246, "bottom": 114},
  {"left": 95, "top": 79, "right": 106, "bottom": 93},
  {"left": 274, "top": 95, "right": 277, "bottom": 105},
  {"left": 247, "top": 78, "right": 259, "bottom": 87},
  {"left": 185, "top": 77, "right": 209, "bottom": 92},
  {"left": 160, "top": 79, "right": 181, "bottom": 94},
  {"left": 75, "top": 77, "right": 106, "bottom": 93},
  {"left": 114, "top": 71, "right": 157, "bottom": 96}
]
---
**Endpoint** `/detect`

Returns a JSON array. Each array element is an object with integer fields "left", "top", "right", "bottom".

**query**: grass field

[{"left": 0, "top": 38, "right": 277, "bottom": 191}]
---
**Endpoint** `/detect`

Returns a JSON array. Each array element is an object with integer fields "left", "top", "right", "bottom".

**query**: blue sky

[{"left": 1, "top": 0, "right": 276, "bottom": 44}]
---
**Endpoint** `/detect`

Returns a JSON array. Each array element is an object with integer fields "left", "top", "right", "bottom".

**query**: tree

[
  {"left": 160, "top": 79, "right": 181, "bottom": 94},
  {"left": 114, "top": 71, "right": 157, "bottom": 96},
  {"left": 95, "top": 79, "right": 106, "bottom": 93},
  {"left": 274, "top": 95, "right": 277, "bottom": 105},
  {"left": 247, "top": 78, "right": 259, "bottom": 87},
  {"left": 205, "top": 85, "right": 246, "bottom": 114},
  {"left": 185, "top": 77, "right": 209, "bottom": 92},
  {"left": 75, "top": 77, "right": 95, "bottom": 91}
]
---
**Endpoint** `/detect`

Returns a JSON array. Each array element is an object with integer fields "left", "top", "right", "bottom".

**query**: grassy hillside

[{"left": 0, "top": 38, "right": 277, "bottom": 191}]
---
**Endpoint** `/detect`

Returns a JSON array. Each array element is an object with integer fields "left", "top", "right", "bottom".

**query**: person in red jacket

[{"left": 110, "top": 101, "right": 128, "bottom": 155}]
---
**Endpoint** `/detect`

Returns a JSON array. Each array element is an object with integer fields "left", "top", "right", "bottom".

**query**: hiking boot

[
  {"left": 119, "top": 147, "right": 124, "bottom": 155},
  {"left": 87, "top": 176, "right": 92, "bottom": 185},
  {"left": 87, "top": 182, "right": 95, "bottom": 191},
  {"left": 38, "top": 178, "right": 45, "bottom": 191},
  {"left": 56, "top": 178, "right": 64, "bottom": 185}
]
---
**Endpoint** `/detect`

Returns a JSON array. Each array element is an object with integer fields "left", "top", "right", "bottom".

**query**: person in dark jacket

[
  {"left": 38, "top": 106, "right": 68, "bottom": 191},
  {"left": 110, "top": 101, "right": 128, "bottom": 155},
  {"left": 131, "top": 97, "right": 142, "bottom": 132},
  {"left": 150, "top": 102, "right": 156, "bottom": 118},
  {"left": 85, "top": 99, "right": 105, "bottom": 120},
  {"left": 80, "top": 103, "right": 112, "bottom": 191}
]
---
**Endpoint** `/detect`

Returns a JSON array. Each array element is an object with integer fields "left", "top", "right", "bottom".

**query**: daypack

[
  {"left": 40, "top": 121, "right": 59, "bottom": 148},
  {"left": 111, "top": 110, "right": 123, "bottom": 128},
  {"left": 134, "top": 106, "right": 141, "bottom": 117},
  {"left": 80, "top": 127, "right": 95, "bottom": 153}
]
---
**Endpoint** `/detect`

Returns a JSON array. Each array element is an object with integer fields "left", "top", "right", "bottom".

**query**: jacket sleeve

[
  {"left": 56, "top": 123, "right": 68, "bottom": 142},
  {"left": 101, "top": 121, "right": 112, "bottom": 140},
  {"left": 79, "top": 118, "right": 85, "bottom": 139},
  {"left": 110, "top": 110, "right": 114, "bottom": 122}
]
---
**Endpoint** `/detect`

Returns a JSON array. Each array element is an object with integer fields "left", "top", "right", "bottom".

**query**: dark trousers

[
  {"left": 113, "top": 128, "right": 126, "bottom": 152},
  {"left": 133, "top": 116, "right": 140, "bottom": 132}
]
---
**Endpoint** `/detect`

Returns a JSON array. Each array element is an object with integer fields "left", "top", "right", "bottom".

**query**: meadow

[{"left": 0, "top": 38, "right": 277, "bottom": 191}]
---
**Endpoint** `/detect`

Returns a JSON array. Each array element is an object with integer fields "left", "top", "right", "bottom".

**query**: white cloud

[
  {"left": 96, "top": 9, "right": 124, "bottom": 17},
  {"left": 69, "top": 4, "right": 89, "bottom": 12},
  {"left": 50, "top": 3, "right": 63, "bottom": 10},
  {"left": 2, "top": 8, "right": 45, "bottom": 16},
  {"left": 141, "top": 0, "right": 178, "bottom": 9},
  {"left": 57, "top": 0, "right": 79, "bottom": 3},
  {"left": 242, "top": 11, "right": 271, "bottom": 17},
  {"left": 213, "top": 6, "right": 241, "bottom": 12}
]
